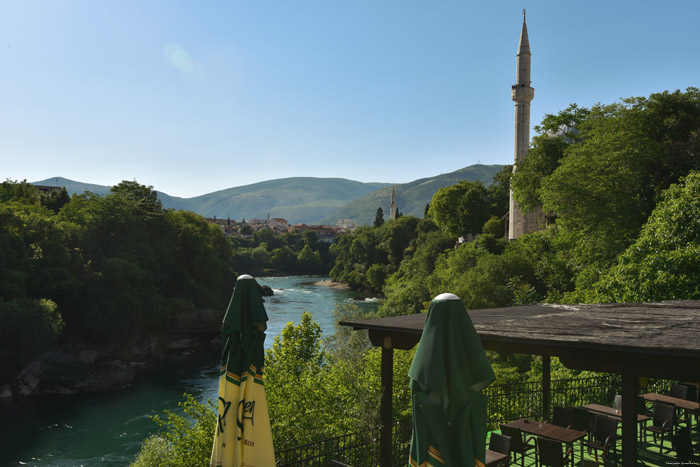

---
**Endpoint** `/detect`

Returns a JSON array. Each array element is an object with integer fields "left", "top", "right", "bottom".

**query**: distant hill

[
  {"left": 184, "top": 177, "right": 388, "bottom": 224},
  {"left": 31, "top": 176, "right": 389, "bottom": 225},
  {"left": 31, "top": 177, "right": 194, "bottom": 211},
  {"left": 319, "top": 164, "right": 504, "bottom": 226},
  {"left": 32, "top": 165, "right": 503, "bottom": 226}
]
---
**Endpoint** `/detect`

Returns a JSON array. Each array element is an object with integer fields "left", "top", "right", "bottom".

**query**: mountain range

[{"left": 32, "top": 164, "right": 504, "bottom": 225}]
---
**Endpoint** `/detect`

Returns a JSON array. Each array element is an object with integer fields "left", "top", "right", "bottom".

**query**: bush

[{"left": 131, "top": 394, "right": 216, "bottom": 467}]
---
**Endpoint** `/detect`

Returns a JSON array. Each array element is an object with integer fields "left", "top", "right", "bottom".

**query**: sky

[{"left": 1, "top": 1, "right": 699, "bottom": 198}]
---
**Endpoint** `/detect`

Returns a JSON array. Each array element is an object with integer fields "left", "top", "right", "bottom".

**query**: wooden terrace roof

[
  {"left": 340, "top": 300, "right": 700, "bottom": 380},
  {"left": 340, "top": 300, "right": 700, "bottom": 467}
]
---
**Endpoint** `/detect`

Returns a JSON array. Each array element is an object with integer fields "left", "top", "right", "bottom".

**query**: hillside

[
  {"left": 320, "top": 164, "right": 504, "bottom": 226},
  {"left": 33, "top": 166, "right": 503, "bottom": 226},
  {"left": 32, "top": 176, "right": 389, "bottom": 225},
  {"left": 31, "top": 177, "right": 194, "bottom": 211},
  {"left": 184, "top": 177, "right": 388, "bottom": 224}
]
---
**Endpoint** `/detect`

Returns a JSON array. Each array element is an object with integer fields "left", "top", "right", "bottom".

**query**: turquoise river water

[{"left": 0, "top": 276, "right": 379, "bottom": 466}]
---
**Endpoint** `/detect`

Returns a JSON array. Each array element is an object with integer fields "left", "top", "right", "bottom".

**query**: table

[
  {"left": 642, "top": 392, "right": 700, "bottom": 411},
  {"left": 485, "top": 449, "right": 509, "bottom": 467},
  {"left": 581, "top": 404, "right": 650, "bottom": 441},
  {"left": 642, "top": 393, "right": 700, "bottom": 444},
  {"left": 505, "top": 418, "right": 586, "bottom": 466}
]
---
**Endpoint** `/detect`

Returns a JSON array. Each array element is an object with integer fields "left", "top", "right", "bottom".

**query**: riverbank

[
  {"left": 1, "top": 307, "right": 223, "bottom": 400},
  {"left": 313, "top": 279, "right": 351, "bottom": 289}
]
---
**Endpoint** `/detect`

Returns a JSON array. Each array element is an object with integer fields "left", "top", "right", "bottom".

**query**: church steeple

[{"left": 509, "top": 10, "right": 538, "bottom": 240}]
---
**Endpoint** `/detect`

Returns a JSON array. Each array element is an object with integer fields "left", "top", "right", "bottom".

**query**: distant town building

[
  {"left": 337, "top": 218, "right": 356, "bottom": 229},
  {"left": 268, "top": 217, "right": 289, "bottom": 230}
]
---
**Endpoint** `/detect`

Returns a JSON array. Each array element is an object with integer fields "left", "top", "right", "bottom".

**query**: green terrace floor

[{"left": 488, "top": 420, "right": 700, "bottom": 467}]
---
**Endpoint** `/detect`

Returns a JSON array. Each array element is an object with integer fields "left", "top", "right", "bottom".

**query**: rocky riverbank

[{"left": 1, "top": 307, "right": 224, "bottom": 399}]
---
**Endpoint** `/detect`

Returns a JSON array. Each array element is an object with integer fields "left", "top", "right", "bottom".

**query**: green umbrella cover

[{"left": 408, "top": 293, "right": 495, "bottom": 467}]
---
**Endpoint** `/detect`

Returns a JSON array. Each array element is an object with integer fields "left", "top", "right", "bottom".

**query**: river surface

[{"left": 0, "top": 276, "right": 378, "bottom": 467}]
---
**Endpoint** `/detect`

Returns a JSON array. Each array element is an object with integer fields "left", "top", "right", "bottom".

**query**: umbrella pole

[{"left": 380, "top": 338, "right": 394, "bottom": 467}]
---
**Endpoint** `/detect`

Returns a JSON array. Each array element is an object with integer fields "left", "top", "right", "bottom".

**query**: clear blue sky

[{"left": 2, "top": 1, "right": 698, "bottom": 198}]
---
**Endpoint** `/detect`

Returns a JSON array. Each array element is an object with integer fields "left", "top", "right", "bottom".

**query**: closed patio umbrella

[
  {"left": 211, "top": 275, "right": 275, "bottom": 467},
  {"left": 408, "top": 293, "right": 495, "bottom": 467}
]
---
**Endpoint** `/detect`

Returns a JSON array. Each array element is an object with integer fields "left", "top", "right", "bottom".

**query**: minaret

[{"left": 509, "top": 10, "right": 537, "bottom": 240}]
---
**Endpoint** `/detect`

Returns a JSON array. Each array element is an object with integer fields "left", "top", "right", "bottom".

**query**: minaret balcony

[{"left": 512, "top": 85, "right": 534, "bottom": 102}]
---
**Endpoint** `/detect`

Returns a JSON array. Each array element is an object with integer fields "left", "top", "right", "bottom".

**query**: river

[{"left": 0, "top": 276, "right": 378, "bottom": 467}]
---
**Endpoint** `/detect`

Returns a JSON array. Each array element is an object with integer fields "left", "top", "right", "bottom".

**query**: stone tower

[
  {"left": 389, "top": 187, "right": 397, "bottom": 220},
  {"left": 508, "top": 10, "right": 538, "bottom": 240}
]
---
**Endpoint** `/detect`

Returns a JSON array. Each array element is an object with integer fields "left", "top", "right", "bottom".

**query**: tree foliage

[
  {"left": 594, "top": 171, "right": 700, "bottom": 302},
  {"left": 428, "top": 180, "right": 490, "bottom": 237},
  {"left": 131, "top": 394, "right": 217, "bottom": 467},
  {"left": 0, "top": 180, "right": 235, "bottom": 380}
]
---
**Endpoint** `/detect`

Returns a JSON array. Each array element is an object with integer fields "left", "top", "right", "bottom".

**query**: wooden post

[
  {"left": 542, "top": 355, "right": 551, "bottom": 421},
  {"left": 380, "top": 337, "right": 394, "bottom": 467},
  {"left": 621, "top": 367, "right": 638, "bottom": 467}
]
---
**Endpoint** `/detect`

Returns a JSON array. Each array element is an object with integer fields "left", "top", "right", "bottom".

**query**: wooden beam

[
  {"left": 380, "top": 338, "right": 394, "bottom": 467},
  {"left": 620, "top": 367, "right": 638, "bottom": 467},
  {"left": 542, "top": 355, "right": 551, "bottom": 421}
]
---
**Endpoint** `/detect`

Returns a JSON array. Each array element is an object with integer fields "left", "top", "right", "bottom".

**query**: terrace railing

[{"left": 276, "top": 374, "right": 665, "bottom": 466}]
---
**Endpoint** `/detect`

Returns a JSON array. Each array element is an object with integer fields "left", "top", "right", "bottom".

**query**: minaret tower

[
  {"left": 509, "top": 10, "right": 537, "bottom": 240},
  {"left": 389, "top": 187, "right": 397, "bottom": 220}
]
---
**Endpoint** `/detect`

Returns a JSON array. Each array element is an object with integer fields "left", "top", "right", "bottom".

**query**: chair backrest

[
  {"left": 593, "top": 415, "right": 618, "bottom": 443},
  {"left": 489, "top": 433, "right": 512, "bottom": 455},
  {"left": 537, "top": 437, "right": 566, "bottom": 467},
  {"left": 571, "top": 407, "right": 591, "bottom": 432},
  {"left": 552, "top": 406, "right": 574, "bottom": 428},
  {"left": 612, "top": 394, "right": 622, "bottom": 410},
  {"left": 500, "top": 425, "right": 526, "bottom": 453},
  {"left": 653, "top": 402, "right": 675, "bottom": 427},
  {"left": 670, "top": 383, "right": 689, "bottom": 400}
]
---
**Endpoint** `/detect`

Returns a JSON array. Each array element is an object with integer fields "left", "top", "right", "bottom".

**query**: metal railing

[
  {"left": 276, "top": 374, "right": 665, "bottom": 466},
  {"left": 275, "top": 418, "right": 412, "bottom": 467}
]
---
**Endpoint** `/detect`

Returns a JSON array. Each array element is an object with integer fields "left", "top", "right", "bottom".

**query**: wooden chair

[
  {"left": 670, "top": 383, "right": 693, "bottom": 424},
  {"left": 670, "top": 383, "right": 689, "bottom": 400},
  {"left": 643, "top": 402, "right": 675, "bottom": 453},
  {"left": 551, "top": 406, "right": 574, "bottom": 429},
  {"left": 500, "top": 424, "right": 536, "bottom": 467},
  {"left": 585, "top": 415, "right": 619, "bottom": 462},
  {"left": 571, "top": 407, "right": 593, "bottom": 441},
  {"left": 489, "top": 433, "right": 512, "bottom": 467},
  {"left": 536, "top": 437, "right": 572, "bottom": 467}
]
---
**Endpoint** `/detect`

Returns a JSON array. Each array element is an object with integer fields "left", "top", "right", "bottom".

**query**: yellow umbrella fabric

[{"left": 211, "top": 275, "right": 275, "bottom": 467}]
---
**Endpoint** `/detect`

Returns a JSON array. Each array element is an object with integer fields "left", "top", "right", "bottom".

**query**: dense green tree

[
  {"left": 511, "top": 88, "right": 700, "bottom": 293},
  {"left": 0, "top": 298, "right": 63, "bottom": 380},
  {"left": 374, "top": 207, "right": 385, "bottom": 227},
  {"left": 486, "top": 164, "right": 513, "bottom": 218},
  {"left": 511, "top": 104, "right": 590, "bottom": 212},
  {"left": 595, "top": 171, "right": 700, "bottom": 302},
  {"left": 482, "top": 216, "right": 504, "bottom": 238},
  {"left": 428, "top": 180, "right": 490, "bottom": 237}
]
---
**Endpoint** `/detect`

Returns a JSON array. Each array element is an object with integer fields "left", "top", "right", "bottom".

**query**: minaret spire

[
  {"left": 389, "top": 187, "right": 397, "bottom": 221},
  {"left": 509, "top": 11, "right": 538, "bottom": 239}
]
